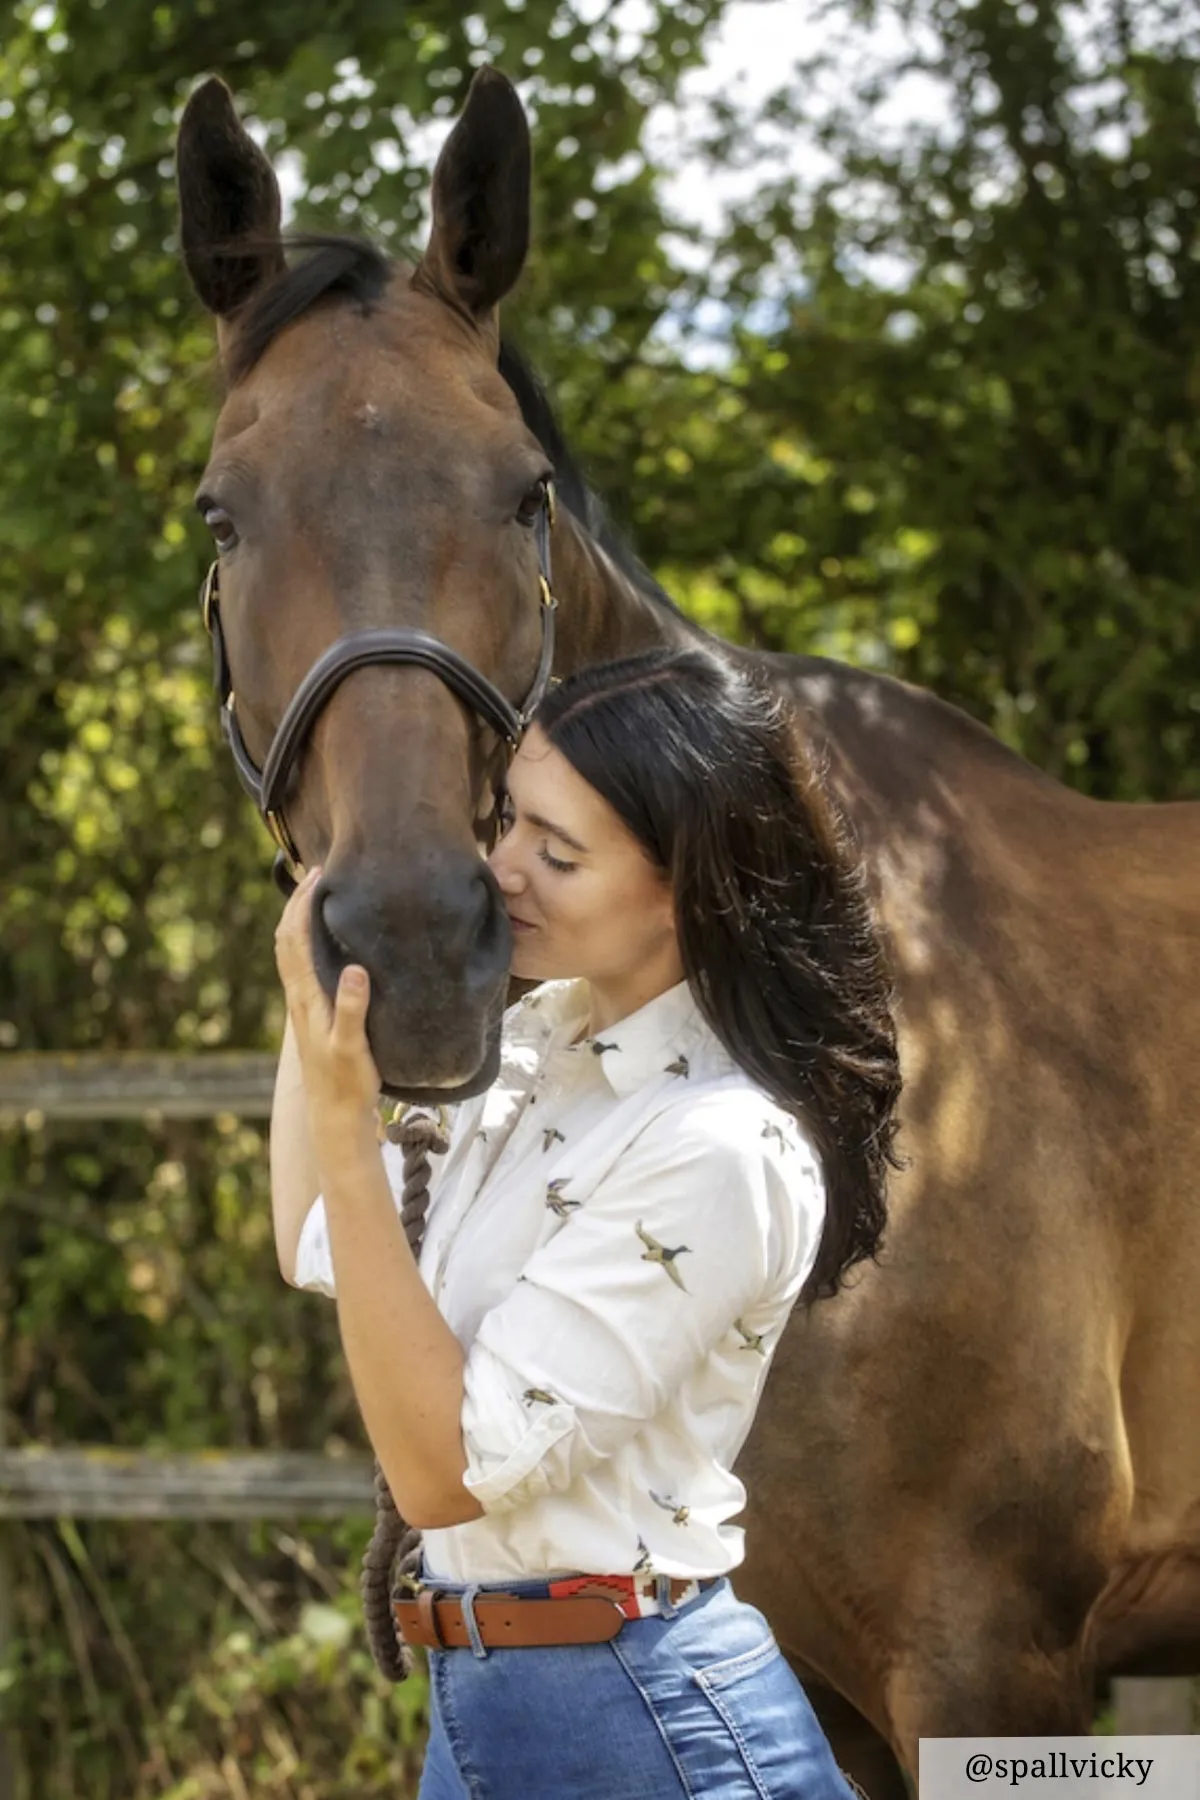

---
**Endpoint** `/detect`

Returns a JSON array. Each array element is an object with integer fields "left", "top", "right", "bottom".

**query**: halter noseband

[{"left": 199, "top": 486, "right": 558, "bottom": 894}]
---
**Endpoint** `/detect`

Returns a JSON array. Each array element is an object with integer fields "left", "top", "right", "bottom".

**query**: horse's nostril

[
  {"left": 327, "top": 921, "right": 355, "bottom": 962},
  {"left": 469, "top": 866, "right": 509, "bottom": 971},
  {"left": 314, "top": 859, "right": 509, "bottom": 994},
  {"left": 317, "top": 887, "right": 357, "bottom": 964}
]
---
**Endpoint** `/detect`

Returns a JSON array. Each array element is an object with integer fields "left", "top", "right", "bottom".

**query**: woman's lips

[{"left": 507, "top": 914, "right": 536, "bottom": 932}]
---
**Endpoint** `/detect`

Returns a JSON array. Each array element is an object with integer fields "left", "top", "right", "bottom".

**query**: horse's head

[{"left": 177, "top": 70, "right": 552, "bottom": 1101}]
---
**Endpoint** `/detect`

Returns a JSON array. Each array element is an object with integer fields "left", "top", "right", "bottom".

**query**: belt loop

[
  {"left": 460, "top": 1583, "right": 490, "bottom": 1660},
  {"left": 655, "top": 1573, "right": 678, "bottom": 1620}
]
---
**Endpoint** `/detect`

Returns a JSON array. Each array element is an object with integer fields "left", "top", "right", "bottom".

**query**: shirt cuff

[
  {"left": 459, "top": 1343, "right": 577, "bottom": 1513},
  {"left": 292, "top": 1198, "right": 336, "bottom": 1297}
]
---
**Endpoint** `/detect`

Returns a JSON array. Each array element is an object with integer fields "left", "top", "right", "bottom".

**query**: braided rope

[{"left": 360, "top": 1109, "right": 450, "bottom": 1680}]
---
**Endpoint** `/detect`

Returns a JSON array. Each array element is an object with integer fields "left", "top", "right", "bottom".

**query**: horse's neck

[{"left": 552, "top": 510, "right": 697, "bottom": 670}]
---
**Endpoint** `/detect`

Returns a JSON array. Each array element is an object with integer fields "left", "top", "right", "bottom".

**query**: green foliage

[
  {"left": 10, "top": 1513, "right": 429, "bottom": 1798},
  {"left": 1, "top": 0, "right": 1198, "bottom": 1791},
  {"left": 703, "top": 0, "right": 1200, "bottom": 795}
]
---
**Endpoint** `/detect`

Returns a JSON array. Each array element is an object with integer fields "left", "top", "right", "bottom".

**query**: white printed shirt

[{"left": 293, "top": 978, "right": 826, "bottom": 1584}]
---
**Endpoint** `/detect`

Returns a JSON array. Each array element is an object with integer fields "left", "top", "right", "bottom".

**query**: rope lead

[{"left": 360, "top": 1106, "right": 451, "bottom": 1680}]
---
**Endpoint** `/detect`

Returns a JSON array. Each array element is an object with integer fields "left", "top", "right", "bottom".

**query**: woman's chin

[{"left": 508, "top": 936, "right": 545, "bottom": 981}]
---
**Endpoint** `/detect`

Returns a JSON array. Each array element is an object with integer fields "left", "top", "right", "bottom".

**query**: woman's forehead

[
  {"left": 510, "top": 730, "right": 585, "bottom": 806},
  {"left": 509, "top": 729, "right": 616, "bottom": 842}
]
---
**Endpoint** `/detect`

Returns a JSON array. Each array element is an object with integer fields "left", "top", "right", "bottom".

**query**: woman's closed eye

[{"left": 497, "top": 797, "right": 577, "bottom": 873}]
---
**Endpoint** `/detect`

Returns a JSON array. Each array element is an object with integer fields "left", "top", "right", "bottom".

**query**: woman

[{"left": 271, "top": 645, "right": 901, "bottom": 1799}]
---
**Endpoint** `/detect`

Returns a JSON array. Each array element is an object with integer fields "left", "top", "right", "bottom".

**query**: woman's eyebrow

[{"left": 522, "top": 807, "right": 590, "bottom": 855}]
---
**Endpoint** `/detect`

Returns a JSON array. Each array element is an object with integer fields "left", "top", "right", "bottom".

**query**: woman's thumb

[{"left": 338, "top": 964, "right": 369, "bottom": 1004}]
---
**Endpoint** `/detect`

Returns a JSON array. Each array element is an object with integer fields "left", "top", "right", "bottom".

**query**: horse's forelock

[{"left": 223, "top": 234, "right": 393, "bottom": 387}]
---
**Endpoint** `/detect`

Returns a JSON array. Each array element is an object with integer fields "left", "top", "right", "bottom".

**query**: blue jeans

[{"left": 416, "top": 1572, "right": 858, "bottom": 1799}]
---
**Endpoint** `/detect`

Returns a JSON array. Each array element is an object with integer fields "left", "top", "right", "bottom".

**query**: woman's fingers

[
  {"left": 273, "top": 869, "right": 380, "bottom": 1109},
  {"left": 274, "top": 866, "right": 325, "bottom": 1007}
]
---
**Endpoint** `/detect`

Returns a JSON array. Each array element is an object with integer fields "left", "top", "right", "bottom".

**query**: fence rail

[
  {"left": 0, "top": 1051, "right": 276, "bottom": 1123},
  {"left": 0, "top": 1448, "right": 374, "bottom": 1521}
]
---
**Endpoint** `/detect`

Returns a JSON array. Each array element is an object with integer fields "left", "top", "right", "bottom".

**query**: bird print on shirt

[
  {"left": 636, "top": 1221, "right": 691, "bottom": 1291},
  {"left": 546, "top": 1178, "right": 581, "bottom": 1217},
  {"left": 650, "top": 1489, "right": 691, "bottom": 1526},
  {"left": 733, "top": 1317, "right": 767, "bottom": 1355},
  {"left": 396, "top": 985, "right": 799, "bottom": 1595}
]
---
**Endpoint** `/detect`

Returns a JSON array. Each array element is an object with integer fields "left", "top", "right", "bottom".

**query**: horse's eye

[
  {"left": 516, "top": 479, "right": 549, "bottom": 528},
  {"left": 203, "top": 505, "right": 238, "bottom": 551}
]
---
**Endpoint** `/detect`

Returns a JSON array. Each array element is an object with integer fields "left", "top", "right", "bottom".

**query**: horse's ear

[
  {"left": 413, "top": 68, "right": 530, "bottom": 329},
  {"left": 176, "top": 77, "right": 285, "bottom": 318}
]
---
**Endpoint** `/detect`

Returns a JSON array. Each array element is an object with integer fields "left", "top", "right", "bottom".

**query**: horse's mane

[{"left": 225, "top": 233, "right": 677, "bottom": 614}]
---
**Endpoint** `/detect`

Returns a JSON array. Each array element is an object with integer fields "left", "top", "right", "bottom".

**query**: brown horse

[{"left": 176, "top": 69, "right": 1200, "bottom": 1796}]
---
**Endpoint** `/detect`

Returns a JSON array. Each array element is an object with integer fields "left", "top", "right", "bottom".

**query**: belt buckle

[
  {"left": 633, "top": 1571, "right": 662, "bottom": 1616},
  {"left": 633, "top": 1572, "right": 702, "bottom": 1614},
  {"left": 548, "top": 1573, "right": 642, "bottom": 1619}
]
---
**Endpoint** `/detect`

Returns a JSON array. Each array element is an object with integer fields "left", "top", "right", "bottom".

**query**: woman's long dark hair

[{"left": 534, "top": 646, "right": 902, "bottom": 1303}]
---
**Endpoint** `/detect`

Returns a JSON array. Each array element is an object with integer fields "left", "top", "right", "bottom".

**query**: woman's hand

[{"left": 273, "top": 866, "right": 380, "bottom": 1157}]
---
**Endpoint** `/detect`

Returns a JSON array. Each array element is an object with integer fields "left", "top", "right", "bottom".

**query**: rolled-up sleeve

[
  {"left": 292, "top": 1189, "right": 339, "bottom": 1297},
  {"left": 292, "top": 1139, "right": 418, "bottom": 1297},
  {"left": 459, "top": 1097, "right": 824, "bottom": 1514}
]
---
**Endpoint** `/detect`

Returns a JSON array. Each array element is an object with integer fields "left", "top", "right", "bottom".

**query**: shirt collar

[{"left": 508, "top": 978, "right": 735, "bottom": 1099}]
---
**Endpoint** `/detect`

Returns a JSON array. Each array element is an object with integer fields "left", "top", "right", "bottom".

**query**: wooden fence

[
  {"left": 0, "top": 1052, "right": 373, "bottom": 1800},
  {"left": 0, "top": 1447, "right": 373, "bottom": 1521},
  {"left": 0, "top": 1050, "right": 277, "bottom": 1125},
  {"left": 0, "top": 1049, "right": 1194, "bottom": 1790}
]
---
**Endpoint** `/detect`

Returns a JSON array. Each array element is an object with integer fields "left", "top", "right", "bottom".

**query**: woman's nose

[{"left": 488, "top": 840, "right": 525, "bottom": 893}]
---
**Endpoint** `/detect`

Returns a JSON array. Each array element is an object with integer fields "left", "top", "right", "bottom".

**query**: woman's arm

[
  {"left": 269, "top": 1012, "right": 322, "bottom": 1285},
  {"left": 272, "top": 869, "right": 483, "bottom": 1529},
  {"left": 317, "top": 1115, "right": 485, "bottom": 1530}
]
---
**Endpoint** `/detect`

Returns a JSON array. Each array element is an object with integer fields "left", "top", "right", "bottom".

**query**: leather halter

[{"left": 200, "top": 487, "right": 558, "bottom": 895}]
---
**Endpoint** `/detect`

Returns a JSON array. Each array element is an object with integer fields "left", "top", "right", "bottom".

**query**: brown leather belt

[
  {"left": 393, "top": 1589, "right": 623, "bottom": 1650},
  {"left": 393, "top": 1576, "right": 714, "bottom": 1650}
]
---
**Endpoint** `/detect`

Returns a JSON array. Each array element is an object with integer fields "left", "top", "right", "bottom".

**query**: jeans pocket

[
  {"left": 696, "top": 1631, "right": 784, "bottom": 1694},
  {"left": 692, "top": 1632, "right": 855, "bottom": 1800}
]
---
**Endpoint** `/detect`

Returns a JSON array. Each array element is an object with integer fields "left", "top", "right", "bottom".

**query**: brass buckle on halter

[
  {"left": 545, "top": 481, "right": 557, "bottom": 529},
  {"left": 265, "top": 807, "right": 301, "bottom": 870},
  {"left": 538, "top": 574, "right": 558, "bottom": 613},
  {"left": 200, "top": 561, "right": 219, "bottom": 635},
  {"left": 388, "top": 1100, "right": 453, "bottom": 1137}
]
